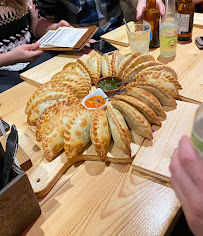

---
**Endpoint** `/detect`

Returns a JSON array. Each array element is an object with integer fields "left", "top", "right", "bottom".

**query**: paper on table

[{"left": 38, "top": 27, "right": 88, "bottom": 48}]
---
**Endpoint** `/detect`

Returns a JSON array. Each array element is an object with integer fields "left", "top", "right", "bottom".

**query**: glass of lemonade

[
  {"left": 126, "top": 21, "right": 151, "bottom": 54},
  {"left": 191, "top": 103, "right": 203, "bottom": 159}
]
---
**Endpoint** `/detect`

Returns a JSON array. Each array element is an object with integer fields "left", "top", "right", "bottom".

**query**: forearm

[{"left": 0, "top": 51, "right": 16, "bottom": 67}]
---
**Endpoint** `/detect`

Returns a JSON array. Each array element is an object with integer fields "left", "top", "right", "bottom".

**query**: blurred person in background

[
  {"left": 38, "top": 0, "right": 124, "bottom": 39},
  {"left": 0, "top": 0, "right": 71, "bottom": 93},
  {"left": 37, "top": 0, "right": 166, "bottom": 38}
]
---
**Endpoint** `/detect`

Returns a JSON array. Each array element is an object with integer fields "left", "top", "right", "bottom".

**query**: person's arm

[
  {"left": 169, "top": 135, "right": 203, "bottom": 236},
  {"left": 0, "top": 43, "right": 44, "bottom": 67},
  {"left": 132, "top": 0, "right": 165, "bottom": 20}
]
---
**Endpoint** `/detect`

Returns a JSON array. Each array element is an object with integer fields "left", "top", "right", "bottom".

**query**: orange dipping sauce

[{"left": 84, "top": 96, "right": 106, "bottom": 108}]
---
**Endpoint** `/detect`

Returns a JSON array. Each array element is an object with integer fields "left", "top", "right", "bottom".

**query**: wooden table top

[
  {"left": 1, "top": 15, "right": 203, "bottom": 235},
  {"left": 0, "top": 83, "right": 180, "bottom": 235}
]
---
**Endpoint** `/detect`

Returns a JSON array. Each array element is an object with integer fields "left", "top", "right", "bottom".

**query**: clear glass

[
  {"left": 126, "top": 22, "right": 151, "bottom": 55},
  {"left": 191, "top": 103, "right": 203, "bottom": 159},
  {"left": 160, "top": 0, "right": 178, "bottom": 57}
]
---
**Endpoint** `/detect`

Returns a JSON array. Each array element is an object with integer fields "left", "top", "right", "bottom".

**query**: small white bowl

[{"left": 82, "top": 88, "right": 108, "bottom": 110}]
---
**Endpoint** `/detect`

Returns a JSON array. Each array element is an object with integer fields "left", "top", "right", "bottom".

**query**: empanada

[
  {"left": 25, "top": 80, "right": 72, "bottom": 115},
  {"left": 114, "top": 95, "right": 161, "bottom": 126},
  {"left": 136, "top": 70, "right": 180, "bottom": 97},
  {"left": 106, "top": 105, "right": 131, "bottom": 156},
  {"left": 63, "top": 62, "right": 90, "bottom": 80},
  {"left": 52, "top": 71, "right": 81, "bottom": 81},
  {"left": 90, "top": 109, "right": 111, "bottom": 159},
  {"left": 36, "top": 99, "right": 77, "bottom": 142},
  {"left": 101, "top": 54, "right": 112, "bottom": 77},
  {"left": 120, "top": 54, "right": 155, "bottom": 79},
  {"left": 86, "top": 53, "right": 101, "bottom": 84},
  {"left": 51, "top": 70, "right": 91, "bottom": 99},
  {"left": 126, "top": 86, "right": 166, "bottom": 117},
  {"left": 130, "top": 81, "right": 177, "bottom": 107},
  {"left": 76, "top": 58, "right": 96, "bottom": 84},
  {"left": 111, "top": 100, "right": 153, "bottom": 139},
  {"left": 123, "top": 61, "right": 162, "bottom": 80},
  {"left": 143, "top": 64, "right": 178, "bottom": 80},
  {"left": 27, "top": 91, "right": 78, "bottom": 126},
  {"left": 64, "top": 107, "right": 92, "bottom": 159},
  {"left": 111, "top": 51, "right": 125, "bottom": 76},
  {"left": 42, "top": 103, "right": 83, "bottom": 161},
  {"left": 117, "top": 52, "right": 141, "bottom": 77}
]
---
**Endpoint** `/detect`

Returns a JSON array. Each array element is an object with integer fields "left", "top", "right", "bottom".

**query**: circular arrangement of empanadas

[{"left": 25, "top": 51, "right": 182, "bottom": 163}]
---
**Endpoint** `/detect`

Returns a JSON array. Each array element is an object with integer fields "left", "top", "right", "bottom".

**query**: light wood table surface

[{"left": 1, "top": 16, "right": 203, "bottom": 235}]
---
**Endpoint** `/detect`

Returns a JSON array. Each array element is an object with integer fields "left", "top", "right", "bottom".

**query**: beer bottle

[
  {"left": 144, "top": 0, "right": 160, "bottom": 48},
  {"left": 177, "top": 0, "right": 195, "bottom": 41}
]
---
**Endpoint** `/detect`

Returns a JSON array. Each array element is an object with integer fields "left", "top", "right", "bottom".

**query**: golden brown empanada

[
  {"left": 86, "top": 53, "right": 101, "bottom": 84},
  {"left": 63, "top": 62, "right": 90, "bottom": 79},
  {"left": 121, "top": 54, "right": 155, "bottom": 79},
  {"left": 117, "top": 52, "right": 141, "bottom": 77},
  {"left": 64, "top": 107, "right": 92, "bottom": 159},
  {"left": 101, "top": 54, "right": 112, "bottom": 77},
  {"left": 41, "top": 103, "right": 83, "bottom": 161},
  {"left": 52, "top": 71, "right": 81, "bottom": 81},
  {"left": 123, "top": 61, "right": 162, "bottom": 80},
  {"left": 143, "top": 64, "right": 178, "bottom": 80},
  {"left": 27, "top": 91, "right": 78, "bottom": 126},
  {"left": 136, "top": 70, "right": 180, "bottom": 96},
  {"left": 90, "top": 109, "right": 111, "bottom": 159},
  {"left": 111, "top": 51, "right": 125, "bottom": 76},
  {"left": 51, "top": 70, "right": 91, "bottom": 99},
  {"left": 111, "top": 100, "right": 153, "bottom": 139},
  {"left": 114, "top": 95, "right": 161, "bottom": 126},
  {"left": 130, "top": 81, "right": 177, "bottom": 107},
  {"left": 76, "top": 58, "right": 96, "bottom": 84},
  {"left": 106, "top": 105, "right": 131, "bottom": 156},
  {"left": 25, "top": 81, "right": 73, "bottom": 115},
  {"left": 36, "top": 99, "right": 77, "bottom": 142},
  {"left": 126, "top": 86, "right": 166, "bottom": 117}
]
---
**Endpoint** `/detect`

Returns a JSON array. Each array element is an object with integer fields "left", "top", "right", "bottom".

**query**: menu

[{"left": 37, "top": 26, "right": 98, "bottom": 51}]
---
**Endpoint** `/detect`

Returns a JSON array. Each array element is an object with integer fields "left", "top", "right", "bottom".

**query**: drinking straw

[{"left": 123, "top": 18, "right": 133, "bottom": 35}]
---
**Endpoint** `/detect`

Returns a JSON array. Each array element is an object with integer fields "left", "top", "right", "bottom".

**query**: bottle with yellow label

[{"left": 160, "top": 0, "right": 178, "bottom": 57}]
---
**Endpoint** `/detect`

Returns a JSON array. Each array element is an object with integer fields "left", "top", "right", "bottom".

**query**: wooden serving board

[
  {"left": 132, "top": 100, "right": 199, "bottom": 182},
  {"left": 100, "top": 22, "right": 134, "bottom": 47},
  {"left": 20, "top": 51, "right": 94, "bottom": 86},
  {"left": 25, "top": 127, "right": 144, "bottom": 198},
  {"left": 194, "top": 12, "right": 203, "bottom": 29},
  {"left": 26, "top": 99, "right": 200, "bottom": 198}
]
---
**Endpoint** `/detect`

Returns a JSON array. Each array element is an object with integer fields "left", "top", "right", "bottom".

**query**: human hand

[
  {"left": 169, "top": 135, "right": 203, "bottom": 236},
  {"left": 8, "top": 42, "right": 44, "bottom": 64},
  {"left": 85, "top": 39, "right": 97, "bottom": 48},
  {"left": 47, "top": 20, "right": 73, "bottom": 31},
  {"left": 136, "top": 0, "right": 165, "bottom": 20}
]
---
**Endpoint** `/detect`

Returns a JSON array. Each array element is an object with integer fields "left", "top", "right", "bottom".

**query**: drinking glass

[
  {"left": 126, "top": 21, "right": 151, "bottom": 54},
  {"left": 191, "top": 103, "right": 203, "bottom": 159}
]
